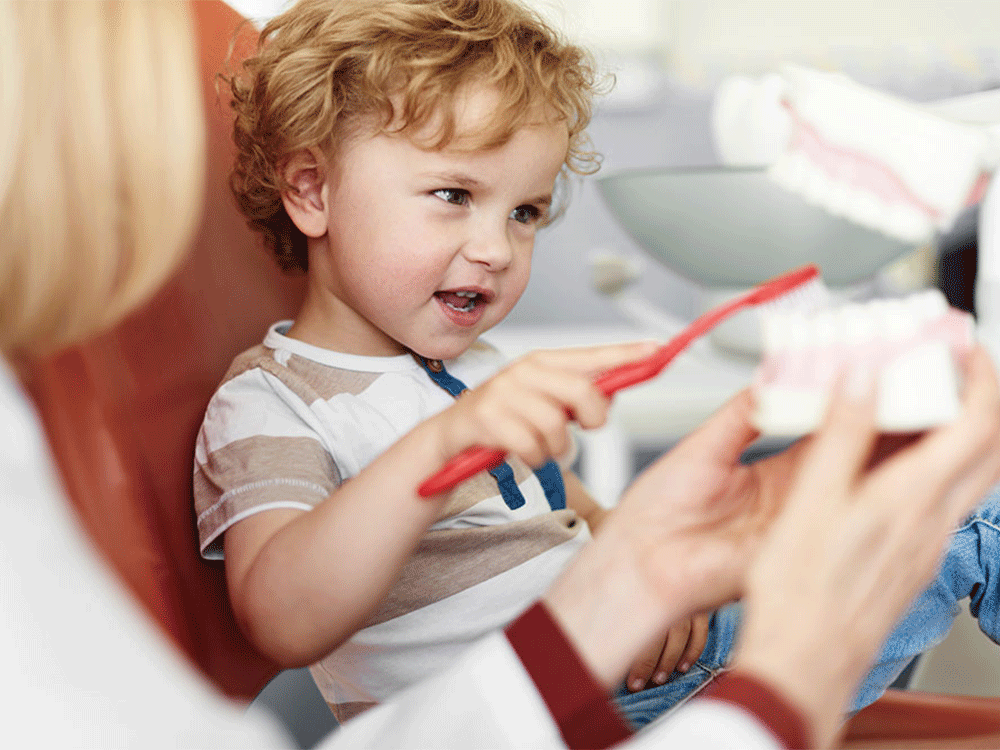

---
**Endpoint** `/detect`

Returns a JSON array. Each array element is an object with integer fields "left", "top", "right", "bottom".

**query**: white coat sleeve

[{"left": 317, "top": 632, "right": 790, "bottom": 750}]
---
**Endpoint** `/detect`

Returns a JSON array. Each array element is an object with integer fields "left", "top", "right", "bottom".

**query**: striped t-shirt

[{"left": 193, "top": 322, "right": 590, "bottom": 721}]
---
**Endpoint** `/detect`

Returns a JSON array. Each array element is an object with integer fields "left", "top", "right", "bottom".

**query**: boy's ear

[{"left": 281, "top": 148, "right": 329, "bottom": 238}]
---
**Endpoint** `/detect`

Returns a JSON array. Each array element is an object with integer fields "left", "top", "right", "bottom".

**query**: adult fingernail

[
  {"left": 629, "top": 678, "right": 644, "bottom": 692},
  {"left": 653, "top": 671, "right": 668, "bottom": 684},
  {"left": 678, "top": 661, "right": 691, "bottom": 673}
]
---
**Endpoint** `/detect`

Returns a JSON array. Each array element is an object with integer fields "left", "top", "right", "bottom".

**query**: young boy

[
  {"left": 194, "top": 0, "right": 1000, "bottom": 729},
  {"left": 194, "top": 0, "right": 713, "bottom": 726}
]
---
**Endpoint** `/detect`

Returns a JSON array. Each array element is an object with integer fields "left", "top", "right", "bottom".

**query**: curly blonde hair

[{"left": 227, "top": 0, "right": 604, "bottom": 273}]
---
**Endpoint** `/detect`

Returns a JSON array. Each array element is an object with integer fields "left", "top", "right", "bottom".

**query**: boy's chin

[{"left": 409, "top": 333, "right": 481, "bottom": 362}]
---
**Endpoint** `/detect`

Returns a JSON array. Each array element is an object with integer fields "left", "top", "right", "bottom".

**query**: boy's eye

[
  {"left": 432, "top": 188, "right": 470, "bottom": 206},
  {"left": 510, "top": 204, "right": 541, "bottom": 225}
]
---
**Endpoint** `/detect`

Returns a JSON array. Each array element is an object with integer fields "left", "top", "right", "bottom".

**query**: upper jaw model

[
  {"left": 713, "top": 63, "right": 999, "bottom": 246},
  {"left": 752, "top": 288, "right": 975, "bottom": 437}
]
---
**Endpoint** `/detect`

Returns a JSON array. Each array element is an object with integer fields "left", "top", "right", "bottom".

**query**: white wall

[
  {"left": 227, "top": 0, "right": 1000, "bottom": 91},
  {"left": 546, "top": 1, "right": 1000, "bottom": 71}
]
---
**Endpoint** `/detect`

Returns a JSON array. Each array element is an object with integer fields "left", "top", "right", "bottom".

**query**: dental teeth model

[
  {"left": 768, "top": 65, "right": 997, "bottom": 246},
  {"left": 752, "top": 288, "right": 975, "bottom": 436},
  {"left": 712, "top": 64, "right": 998, "bottom": 246}
]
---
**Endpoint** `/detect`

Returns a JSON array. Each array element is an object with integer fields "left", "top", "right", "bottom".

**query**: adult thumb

[{"left": 680, "top": 389, "right": 761, "bottom": 466}]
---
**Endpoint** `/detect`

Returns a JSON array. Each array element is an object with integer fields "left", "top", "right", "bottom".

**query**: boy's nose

[{"left": 462, "top": 224, "right": 514, "bottom": 271}]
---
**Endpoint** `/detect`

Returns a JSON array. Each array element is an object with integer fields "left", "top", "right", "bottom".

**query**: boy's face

[{"left": 307, "top": 86, "right": 569, "bottom": 359}]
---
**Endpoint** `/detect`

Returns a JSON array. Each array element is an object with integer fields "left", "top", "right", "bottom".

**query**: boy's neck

[{"left": 285, "top": 293, "right": 408, "bottom": 358}]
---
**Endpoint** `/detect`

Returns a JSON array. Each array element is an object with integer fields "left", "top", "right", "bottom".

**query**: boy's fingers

[
  {"left": 627, "top": 636, "right": 666, "bottom": 692},
  {"left": 655, "top": 621, "right": 691, "bottom": 680},
  {"left": 514, "top": 362, "right": 616, "bottom": 429},
  {"left": 677, "top": 613, "right": 710, "bottom": 673},
  {"left": 486, "top": 392, "right": 570, "bottom": 465},
  {"left": 529, "top": 341, "right": 661, "bottom": 375}
]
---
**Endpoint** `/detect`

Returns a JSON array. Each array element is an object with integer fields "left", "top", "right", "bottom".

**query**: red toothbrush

[{"left": 418, "top": 263, "right": 827, "bottom": 497}]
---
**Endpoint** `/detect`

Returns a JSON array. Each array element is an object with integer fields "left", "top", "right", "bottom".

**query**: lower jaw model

[{"left": 751, "top": 288, "right": 974, "bottom": 436}]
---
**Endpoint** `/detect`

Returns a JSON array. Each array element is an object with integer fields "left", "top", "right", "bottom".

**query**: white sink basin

[{"left": 597, "top": 167, "right": 916, "bottom": 288}]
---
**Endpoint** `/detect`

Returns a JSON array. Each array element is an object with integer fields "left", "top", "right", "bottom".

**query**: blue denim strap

[
  {"left": 533, "top": 459, "right": 566, "bottom": 511},
  {"left": 415, "top": 354, "right": 565, "bottom": 511},
  {"left": 417, "top": 358, "right": 467, "bottom": 397},
  {"left": 488, "top": 461, "right": 526, "bottom": 510}
]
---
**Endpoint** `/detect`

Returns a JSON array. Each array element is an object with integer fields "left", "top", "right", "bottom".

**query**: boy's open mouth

[{"left": 435, "top": 289, "right": 490, "bottom": 313}]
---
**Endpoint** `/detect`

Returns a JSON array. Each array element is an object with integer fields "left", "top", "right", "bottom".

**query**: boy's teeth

[{"left": 438, "top": 291, "right": 477, "bottom": 312}]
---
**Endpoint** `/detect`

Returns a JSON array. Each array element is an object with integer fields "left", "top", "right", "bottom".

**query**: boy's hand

[
  {"left": 625, "top": 612, "right": 710, "bottom": 692},
  {"left": 432, "top": 342, "right": 659, "bottom": 468}
]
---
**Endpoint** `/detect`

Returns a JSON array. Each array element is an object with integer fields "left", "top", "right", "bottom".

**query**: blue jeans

[
  {"left": 613, "top": 602, "right": 741, "bottom": 728},
  {"left": 613, "top": 484, "right": 1000, "bottom": 730}
]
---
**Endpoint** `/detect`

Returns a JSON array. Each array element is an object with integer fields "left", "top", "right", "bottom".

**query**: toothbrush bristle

[
  {"left": 761, "top": 276, "right": 833, "bottom": 315},
  {"left": 748, "top": 265, "right": 832, "bottom": 316}
]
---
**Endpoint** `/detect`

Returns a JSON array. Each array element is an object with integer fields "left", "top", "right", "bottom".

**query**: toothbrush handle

[
  {"left": 419, "top": 264, "right": 822, "bottom": 496},
  {"left": 592, "top": 347, "right": 681, "bottom": 396},
  {"left": 418, "top": 446, "right": 507, "bottom": 497}
]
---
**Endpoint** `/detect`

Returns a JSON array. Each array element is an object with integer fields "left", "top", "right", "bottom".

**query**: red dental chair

[
  {"left": 20, "top": 0, "right": 300, "bottom": 702},
  {"left": 17, "top": 1, "right": 1000, "bottom": 746}
]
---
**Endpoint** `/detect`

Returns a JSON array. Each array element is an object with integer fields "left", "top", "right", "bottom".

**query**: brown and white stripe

[{"left": 193, "top": 323, "right": 589, "bottom": 721}]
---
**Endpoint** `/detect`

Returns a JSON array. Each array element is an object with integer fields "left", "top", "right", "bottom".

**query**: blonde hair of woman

[{"left": 0, "top": 0, "right": 204, "bottom": 355}]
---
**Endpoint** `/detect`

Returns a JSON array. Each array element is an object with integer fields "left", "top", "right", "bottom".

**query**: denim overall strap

[
  {"left": 415, "top": 355, "right": 565, "bottom": 511},
  {"left": 532, "top": 460, "right": 566, "bottom": 511}
]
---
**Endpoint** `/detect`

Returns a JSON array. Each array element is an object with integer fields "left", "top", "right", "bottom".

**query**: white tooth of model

[
  {"left": 825, "top": 181, "right": 852, "bottom": 217},
  {"left": 752, "top": 290, "right": 973, "bottom": 437},
  {"left": 711, "top": 66, "right": 1000, "bottom": 391},
  {"left": 978, "top": 171, "right": 1000, "bottom": 368},
  {"left": 914, "top": 288, "right": 948, "bottom": 321},
  {"left": 845, "top": 189, "right": 883, "bottom": 232},
  {"left": 803, "top": 164, "right": 831, "bottom": 206},
  {"left": 711, "top": 72, "right": 792, "bottom": 167}
]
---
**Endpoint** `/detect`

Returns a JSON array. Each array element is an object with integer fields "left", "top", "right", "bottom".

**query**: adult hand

[
  {"left": 546, "top": 344, "right": 1000, "bottom": 704},
  {"left": 544, "top": 385, "right": 778, "bottom": 688},
  {"left": 735, "top": 345, "right": 1000, "bottom": 748}
]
